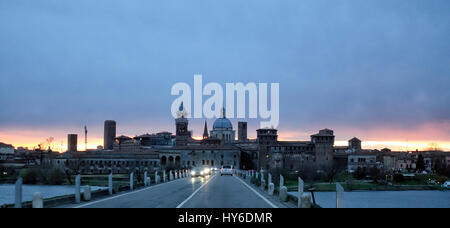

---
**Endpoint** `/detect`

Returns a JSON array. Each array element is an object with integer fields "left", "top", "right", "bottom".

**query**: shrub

[
  {"left": 47, "top": 168, "right": 66, "bottom": 185},
  {"left": 19, "top": 169, "right": 39, "bottom": 184}
]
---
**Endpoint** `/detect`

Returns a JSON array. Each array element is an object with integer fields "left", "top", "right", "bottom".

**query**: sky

[{"left": 0, "top": 0, "right": 449, "bottom": 151}]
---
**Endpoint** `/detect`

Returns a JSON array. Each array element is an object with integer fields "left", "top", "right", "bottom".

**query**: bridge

[
  {"left": 66, "top": 173, "right": 283, "bottom": 208},
  {"left": 11, "top": 170, "right": 343, "bottom": 208}
]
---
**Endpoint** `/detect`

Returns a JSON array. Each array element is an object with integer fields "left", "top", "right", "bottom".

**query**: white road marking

[
  {"left": 176, "top": 174, "right": 217, "bottom": 208},
  {"left": 73, "top": 177, "right": 188, "bottom": 208},
  {"left": 234, "top": 175, "right": 278, "bottom": 208}
]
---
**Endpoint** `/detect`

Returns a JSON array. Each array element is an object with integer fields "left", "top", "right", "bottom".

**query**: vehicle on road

[
  {"left": 191, "top": 166, "right": 211, "bottom": 177},
  {"left": 202, "top": 166, "right": 212, "bottom": 175},
  {"left": 220, "top": 165, "right": 233, "bottom": 176},
  {"left": 191, "top": 167, "right": 207, "bottom": 177}
]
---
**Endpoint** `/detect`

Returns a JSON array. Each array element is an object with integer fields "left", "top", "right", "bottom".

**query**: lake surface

[
  {"left": 0, "top": 184, "right": 107, "bottom": 205},
  {"left": 289, "top": 190, "right": 450, "bottom": 208}
]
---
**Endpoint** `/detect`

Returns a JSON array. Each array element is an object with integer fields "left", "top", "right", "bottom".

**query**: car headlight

[
  {"left": 204, "top": 168, "right": 210, "bottom": 173},
  {"left": 200, "top": 171, "right": 204, "bottom": 175},
  {"left": 191, "top": 171, "right": 196, "bottom": 175}
]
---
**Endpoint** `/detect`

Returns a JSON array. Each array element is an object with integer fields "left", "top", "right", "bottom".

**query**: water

[
  {"left": 0, "top": 184, "right": 107, "bottom": 205},
  {"left": 289, "top": 190, "right": 450, "bottom": 208}
]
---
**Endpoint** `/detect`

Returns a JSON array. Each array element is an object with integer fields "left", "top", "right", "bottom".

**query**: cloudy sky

[{"left": 0, "top": 0, "right": 449, "bottom": 151}]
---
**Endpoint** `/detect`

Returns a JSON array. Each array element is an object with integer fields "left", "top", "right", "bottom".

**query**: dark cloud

[{"left": 0, "top": 0, "right": 449, "bottom": 134}]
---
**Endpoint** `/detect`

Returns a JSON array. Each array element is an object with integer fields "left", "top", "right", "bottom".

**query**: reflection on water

[
  {"left": 0, "top": 184, "right": 107, "bottom": 205},
  {"left": 288, "top": 190, "right": 450, "bottom": 208}
]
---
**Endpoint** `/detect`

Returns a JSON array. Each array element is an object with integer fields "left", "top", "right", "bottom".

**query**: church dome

[{"left": 213, "top": 118, "right": 233, "bottom": 130}]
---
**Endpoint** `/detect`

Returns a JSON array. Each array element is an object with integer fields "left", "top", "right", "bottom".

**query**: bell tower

[{"left": 175, "top": 102, "right": 191, "bottom": 147}]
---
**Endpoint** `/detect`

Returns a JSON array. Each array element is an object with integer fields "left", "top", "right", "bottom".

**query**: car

[
  {"left": 442, "top": 181, "right": 450, "bottom": 188},
  {"left": 211, "top": 167, "right": 218, "bottom": 172},
  {"left": 220, "top": 165, "right": 233, "bottom": 176},
  {"left": 190, "top": 167, "right": 207, "bottom": 177},
  {"left": 202, "top": 166, "right": 212, "bottom": 175}
]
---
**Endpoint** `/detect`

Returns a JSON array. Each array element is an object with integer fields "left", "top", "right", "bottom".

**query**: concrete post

[
  {"left": 155, "top": 171, "right": 159, "bottom": 184},
  {"left": 268, "top": 173, "right": 272, "bottom": 185},
  {"left": 130, "top": 172, "right": 134, "bottom": 191},
  {"left": 279, "top": 186, "right": 288, "bottom": 202},
  {"left": 14, "top": 178, "right": 23, "bottom": 208},
  {"left": 261, "top": 172, "right": 264, "bottom": 182},
  {"left": 32, "top": 192, "right": 43, "bottom": 208},
  {"left": 300, "top": 193, "right": 312, "bottom": 208},
  {"left": 170, "top": 171, "right": 174, "bottom": 181},
  {"left": 83, "top": 186, "right": 91, "bottom": 201},
  {"left": 75, "top": 174, "right": 81, "bottom": 204},
  {"left": 336, "top": 183, "right": 344, "bottom": 208},
  {"left": 268, "top": 183, "right": 275, "bottom": 195},
  {"left": 163, "top": 170, "right": 167, "bottom": 182},
  {"left": 298, "top": 177, "right": 304, "bottom": 208},
  {"left": 144, "top": 171, "right": 148, "bottom": 186},
  {"left": 175, "top": 171, "right": 178, "bottom": 179},
  {"left": 108, "top": 173, "right": 113, "bottom": 195},
  {"left": 280, "top": 175, "right": 284, "bottom": 188}
]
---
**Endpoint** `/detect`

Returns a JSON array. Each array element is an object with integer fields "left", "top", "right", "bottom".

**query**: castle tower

[
  {"left": 311, "top": 129, "right": 335, "bottom": 171},
  {"left": 67, "top": 134, "right": 78, "bottom": 152},
  {"left": 349, "top": 137, "right": 362, "bottom": 151},
  {"left": 256, "top": 128, "right": 278, "bottom": 170},
  {"left": 104, "top": 120, "right": 116, "bottom": 150}
]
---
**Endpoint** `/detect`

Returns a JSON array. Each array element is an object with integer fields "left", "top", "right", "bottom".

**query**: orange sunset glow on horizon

[{"left": 2, "top": 127, "right": 449, "bottom": 152}]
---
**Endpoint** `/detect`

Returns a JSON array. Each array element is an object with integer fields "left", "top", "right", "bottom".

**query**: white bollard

[
  {"left": 268, "top": 183, "right": 275, "bottom": 195},
  {"left": 130, "top": 172, "right": 134, "bottom": 191},
  {"left": 268, "top": 173, "right": 272, "bottom": 185},
  {"left": 279, "top": 186, "right": 288, "bottom": 202},
  {"left": 15, "top": 178, "right": 23, "bottom": 208},
  {"left": 32, "top": 192, "right": 43, "bottom": 208},
  {"left": 144, "top": 171, "right": 148, "bottom": 186},
  {"left": 83, "top": 186, "right": 91, "bottom": 201},
  {"left": 298, "top": 177, "right": 304, "bottom": 208},
  {"left": 75, "top": 175, "right": 81, "bottom": 204},
  {"left": 163, "top": 171, "right": 167, "bottom": 182},
  {"left": 155, "top": 171, "right": 159, "bottom": 184},
  {"left": 280, "top": 175, "right": 284, "bottom": 188},
  {"left": 108, "top": 173, "right": 113, "bottom": 195},
  {"left": 336, "top": 183, "right": 344, "bottom": 208},
  {"left": 300, "top": 193, "right": 312, "bottom": 208}
]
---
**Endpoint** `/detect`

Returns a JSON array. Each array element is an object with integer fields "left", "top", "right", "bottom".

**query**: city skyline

[{"left": 2, "top": 118, "right": 449, "bottom": 152}]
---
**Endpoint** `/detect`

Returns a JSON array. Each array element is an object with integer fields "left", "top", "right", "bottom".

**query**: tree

[{"left": 416, "top": 154, "right": 425, "bottom": 172}]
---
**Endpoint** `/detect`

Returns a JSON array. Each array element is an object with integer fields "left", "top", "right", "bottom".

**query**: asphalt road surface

[{"left": 70, "top": 173, "right": 283, "bottom": 208}]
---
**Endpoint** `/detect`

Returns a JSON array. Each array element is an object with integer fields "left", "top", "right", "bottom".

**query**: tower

[
  {"left": 203, "top": 121, "right": 209, "bottom": 139},
  {"left": 238, "top": 122, "right": 248, "bottom": 141},
  {"left": 67, "top": 134, "right": 78, "bottom": 152},
  {"left": 256, "top": 128, "right": 278, "bottom": 171},
  {"left": 311, "top": 129, "right": 335, "bottom": 171},
  {"left": 104, "top": 120, "right": 116, "bottom": 150},
  {"left": 175, "top": 102, "right": 191, "bottom": 146},
  {"left": 349, "top": 137, "right": 362, "bottom": 151}
]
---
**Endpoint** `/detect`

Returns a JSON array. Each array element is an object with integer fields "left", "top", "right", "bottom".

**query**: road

[{"left": 70, "top": 173, "right": 284, "bottom": 208}]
